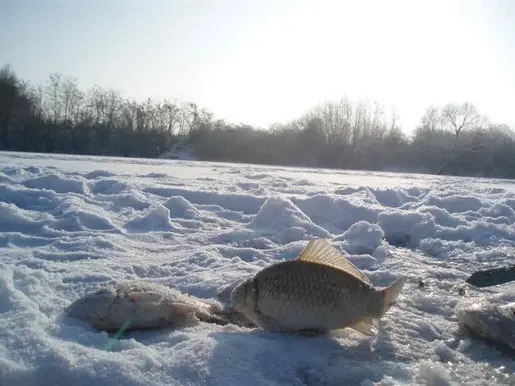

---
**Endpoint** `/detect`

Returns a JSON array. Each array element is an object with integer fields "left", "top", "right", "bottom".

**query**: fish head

[{"left": 230, "top": 278, "right": 257, "bottom": 312}]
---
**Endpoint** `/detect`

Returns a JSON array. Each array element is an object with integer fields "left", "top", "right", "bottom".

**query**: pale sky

[{"left": 2, "top": 0, "right": 514, "bottom": 133}]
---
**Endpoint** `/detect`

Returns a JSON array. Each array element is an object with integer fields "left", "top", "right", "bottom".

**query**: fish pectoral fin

[
  {"left": 297, "top": 239, "right": 372, "bottom": 285},
  {"left": 348, "top": 319, "right": 377, "bottom": 336},
  {"left": 194, "top": 306, "right": 230, "bottom": 325},
  {"left": 253, "top": 310, "right": 287, "bottom": 332},
  {"left": 197, "top": 312, "right": 230, "bottom": 326}
]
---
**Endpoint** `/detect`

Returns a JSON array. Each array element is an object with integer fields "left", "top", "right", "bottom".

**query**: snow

[{"left": 0, "top": 150, "right": 515, "bottom": 385}]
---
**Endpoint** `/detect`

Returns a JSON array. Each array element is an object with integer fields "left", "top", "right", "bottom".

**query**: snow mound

[
  {"left": 369, "top": 187, "right": 416, "bottom": 208},
  {"left": 417, "top": 194, "right": 485, "bottom": 213},
  {"left": 293, "top": 194, "right": 381, "bottom": 233},
  {"left": 90, "top": 179, "right": 132, "bottom": 195},
  {"left": 23, "top": 173, "right": 90, "bottom": 195},
  {"left": 53, "top": 209, "right": 119, "bottom": 232},
  {"left": 163, "top": 196, "right": 200, "bottom": 219},
  {"left": 0, "top": 184, "right": 61, "bottom": 212},
  {"left": 249, "top": 196, "right": 330, "bottom": 242},
  {"left": 479, "top": 203, "right": 515, "bottom": 219},
  {"left": 125, "top": 205, "right": 174, "bottom": 232},
  {"left": 145, "top": 186, "right": 264, "bottom": 214},
  {"left": 85, "top": 169, "right": 118, "bottom": 179},
  {"left": 378, "top": 210, "right": 437, "bottom": 247},
  {"left": 96, "top": 189, "right": 151, "bottom": 211},
  {"left": 335, "top": 220, "right": 385, "bottom": 255},
  {"left": 418, "top": 206, "right": 465, "bottom": 228},
  {"left": 0, "top": 202, "right": 44, "bottom": 233}
]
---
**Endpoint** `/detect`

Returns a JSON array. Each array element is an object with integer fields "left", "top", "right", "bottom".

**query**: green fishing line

[{"left": 103, "top": 318, "right": 132, "bottom": 351}]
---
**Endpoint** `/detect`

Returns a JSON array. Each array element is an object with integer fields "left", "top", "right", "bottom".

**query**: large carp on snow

[{"left": 231, "top": 238, "right": 406, "bottom": 336}]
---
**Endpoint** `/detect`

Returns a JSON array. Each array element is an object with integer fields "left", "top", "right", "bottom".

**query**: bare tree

[
  {"left": 87, "top": 85, "right": 105, "bottom": 126},
  {"left": 61, "top": 75, "right": 83, "bottom": 124},
  {"left": 45, "top": 73, "right": 63, "bottom": 124},
  {"left": 441, "top": 102, "right": 482, "bottom": 141},
  {"left": 162, "top": 100, "right": 180, "bottom": 134},
  {"left": 389, "top": 106, "right": 399, "bottom": 132},
  {"left": 119, "top": 99, "right": 137, "bottom": 131},
  {"left": 177, "top": 102, "right": 195, "bottom": 135},
  {"left": 104, "top": 89, "right": 121, "bottom": 128},
  {"left": 421, "top": 105, "right": 441, "bottom": 131}
]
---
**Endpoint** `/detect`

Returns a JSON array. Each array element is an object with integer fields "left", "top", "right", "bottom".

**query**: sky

[{"left": 1, "top": 0, "right": 515, "bottom": 133}]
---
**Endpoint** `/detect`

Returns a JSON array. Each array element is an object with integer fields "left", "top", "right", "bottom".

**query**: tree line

[{"left": 1, "top": 63, "right": 514, "bottom": 178}]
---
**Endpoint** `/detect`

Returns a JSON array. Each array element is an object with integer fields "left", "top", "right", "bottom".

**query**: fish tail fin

[{"left": 378, "top": 277, "right": 406, "bottom": 317}]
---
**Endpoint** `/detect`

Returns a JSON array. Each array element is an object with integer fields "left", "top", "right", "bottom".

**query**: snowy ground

[{"left": 0, "top": 150, "right": 514, "bottom": 386}]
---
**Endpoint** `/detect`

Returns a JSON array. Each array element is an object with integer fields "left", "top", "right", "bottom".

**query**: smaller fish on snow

[
  {"left": 456, "top": 299, "right": 515, "bottom": 354},
  {"left": 231, "top": 238, "right": 406, "bottom": 336},
  {"left": 65, "top": 280, "right": 230, "bottom": 332}
]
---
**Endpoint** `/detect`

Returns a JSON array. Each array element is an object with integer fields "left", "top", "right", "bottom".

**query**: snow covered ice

[{"left": 0, "top": 150, "right": 514, "bottom": 386}]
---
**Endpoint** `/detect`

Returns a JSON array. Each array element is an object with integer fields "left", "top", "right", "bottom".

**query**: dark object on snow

[{"left": 465, "top": 265, "right": 515, "bottom": 288}]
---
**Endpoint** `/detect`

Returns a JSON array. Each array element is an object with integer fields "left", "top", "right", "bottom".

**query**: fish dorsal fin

[{"left": 297, "top": 238, "right": 371, "bottom": 285}]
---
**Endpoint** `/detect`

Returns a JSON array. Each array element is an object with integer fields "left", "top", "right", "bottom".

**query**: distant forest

[{"left": 1, "top": 64, "right": 514, "bottom": 178}]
